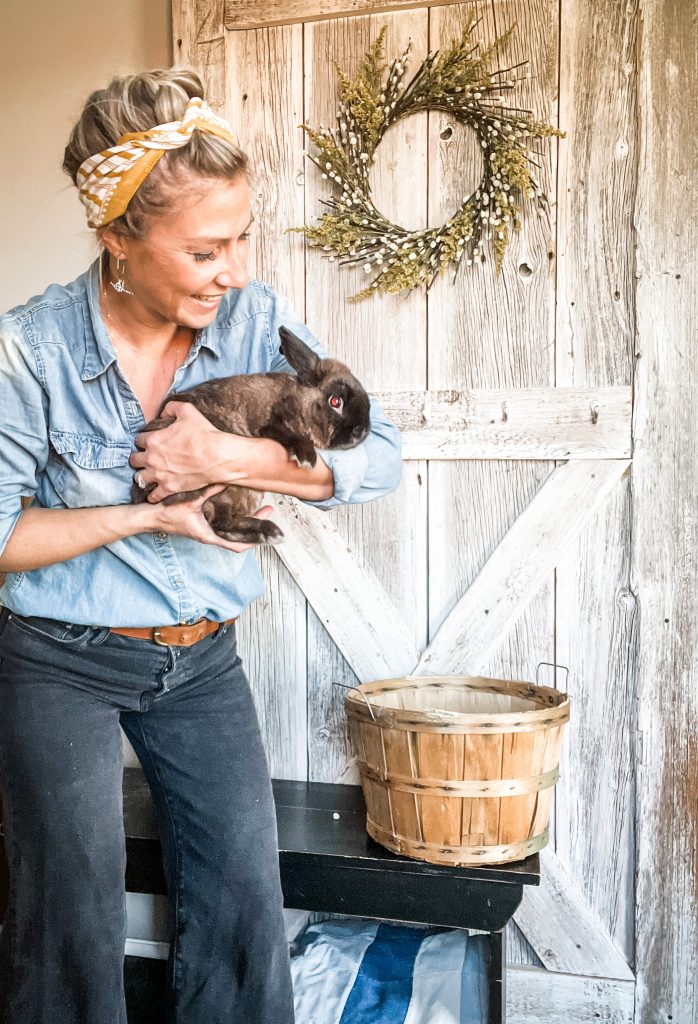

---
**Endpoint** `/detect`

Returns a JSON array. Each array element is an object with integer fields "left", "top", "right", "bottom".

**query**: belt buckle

[{"left": 152, "top": 627, "right": 169, "bottom": 646}]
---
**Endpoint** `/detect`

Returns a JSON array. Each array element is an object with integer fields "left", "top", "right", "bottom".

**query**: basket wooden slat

[{"left": 345, "top": 674, "right": 570, "bottom": 867}]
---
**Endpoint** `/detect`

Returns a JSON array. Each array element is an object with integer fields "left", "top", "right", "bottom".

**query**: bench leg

[{"left": 488, "top": 929, "right": 506, "bottom": 1024}]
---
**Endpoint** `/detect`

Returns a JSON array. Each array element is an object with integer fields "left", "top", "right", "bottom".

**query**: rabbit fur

[{"left": 132, "top": 325, "right": 371, "bottom": 545}]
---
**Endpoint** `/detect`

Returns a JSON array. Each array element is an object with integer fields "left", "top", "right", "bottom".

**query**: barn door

[{"left": 173, "top": 1, "right": 639, "bottom": 1020}]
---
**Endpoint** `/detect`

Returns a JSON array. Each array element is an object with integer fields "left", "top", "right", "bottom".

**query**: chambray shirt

[{"left": 0, "top": 261, "right": 402, "bottom": 625}]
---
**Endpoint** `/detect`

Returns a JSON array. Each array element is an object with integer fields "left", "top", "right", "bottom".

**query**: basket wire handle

[
  {"left": 333, "top": 681, "right": 380, "bottom": 722},
  {"left": 536, "top": 661, "right": 570, "bottom": 689}
]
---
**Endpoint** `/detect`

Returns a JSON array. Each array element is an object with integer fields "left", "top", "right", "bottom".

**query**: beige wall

[{"left": 0, "top": 0, "right": 172, "bottom": 313}]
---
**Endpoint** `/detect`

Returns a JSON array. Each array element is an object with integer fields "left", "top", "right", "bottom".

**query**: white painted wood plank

[
  {"left": 426, "top": 1, "right": 557, "bottom": 974},
  {"left": 513, "top": 850, "right": 634, "bottom": 981},
  {"left": 416, "top": 459, "right": 630, "bottom": 677},
  {"left": 224, "top": 24, "right": 306, "bottom": 294},
  {"left": 173, "top": 1, "right": 227, "bottom": 111},
  {"left": 374, "top": 386, "right": 632, "bottom": 459},
  {"left": 222, "top": 22, "right": 310, "bottom": 778},
  {"left": 303, "top": 10, "right": 429, "bottom": 781},
  {"left": 273, "top": 496, "right": 420, "bottom": 682},
  {"left": 555, "top": 482, "right": 637, "bottom": 962},
  {"left": 554, "top": 0, "right": 638, "bottom": 975},
  {"left": 507, "top": 966, "right": 635, "bottom": 1024},
  {"left": 226, "top": 0, "right": 479, "bottom": 31},
  {"left": 632, "top": 0, "right": 698, "bottom": 1018}
]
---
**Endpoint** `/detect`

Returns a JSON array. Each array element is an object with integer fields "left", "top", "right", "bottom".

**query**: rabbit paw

[{"left": 287, "top": 439, "right": 318, "bottom": 469}]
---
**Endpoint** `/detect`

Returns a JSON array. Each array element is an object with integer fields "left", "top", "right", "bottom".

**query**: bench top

[{"left": 123, "top": 767, "right": 539, "bottom": 888}]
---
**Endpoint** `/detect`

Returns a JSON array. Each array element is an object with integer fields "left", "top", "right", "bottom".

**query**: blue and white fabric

[{"left": 291, "top": 919, "right": 489, "bottom": 1024}]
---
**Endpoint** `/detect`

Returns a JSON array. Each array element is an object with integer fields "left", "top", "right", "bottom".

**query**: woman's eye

[
  {"left": 192, "top": 251, "right": 217, "bottom": 263},
  {"left": 328, "top": 395, "right": 343, "bottom": 411}
]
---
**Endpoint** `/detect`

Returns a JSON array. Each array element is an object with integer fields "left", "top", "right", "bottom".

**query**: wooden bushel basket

[{"left": 345, "top": 675, "right": 570, "bottom": 866}]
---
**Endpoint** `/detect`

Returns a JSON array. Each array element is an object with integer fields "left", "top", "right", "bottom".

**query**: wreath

[{"left": 295, "top": 21, "right": 564, "bottom": 301}]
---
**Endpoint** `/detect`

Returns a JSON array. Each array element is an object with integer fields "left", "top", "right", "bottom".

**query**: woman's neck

[{"left": 100, "top": 285, "right": 194, "bottom": 357}]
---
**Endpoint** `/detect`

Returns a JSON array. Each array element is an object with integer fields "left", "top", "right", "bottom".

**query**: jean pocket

[{"left": 5, "top": 613, "right": 95, "bottom": 647}]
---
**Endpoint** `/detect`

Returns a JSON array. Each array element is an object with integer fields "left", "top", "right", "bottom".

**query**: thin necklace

[{"left": 101, "top": 285, "right": 191, "bottom": 358}]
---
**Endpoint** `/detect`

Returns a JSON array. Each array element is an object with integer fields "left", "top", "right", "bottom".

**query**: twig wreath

[{"left": 294, "top": 21, "right": 564, "bottom": 301}]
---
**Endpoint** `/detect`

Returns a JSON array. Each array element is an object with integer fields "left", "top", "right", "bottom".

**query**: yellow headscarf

[{"left": 76, "top": 96, "right": 236, "bottom": 229}]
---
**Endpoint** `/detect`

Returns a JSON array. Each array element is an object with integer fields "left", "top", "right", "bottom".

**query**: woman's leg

[
  {"left": 121, "top": 623, "right": 294, "bottom": 1024},
  {"left": 0, "top": 611, "right": 129, "bottom": 1024}
]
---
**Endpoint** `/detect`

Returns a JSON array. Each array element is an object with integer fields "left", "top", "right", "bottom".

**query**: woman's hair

[{"left": 63, "top": 68, "right": 248, "bottom": 237}]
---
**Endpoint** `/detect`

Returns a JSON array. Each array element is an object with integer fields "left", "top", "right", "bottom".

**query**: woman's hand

[
  {"left": 130, "top": 402, "right": 252, "bottom": 502},
  {"left": 144, "top": 483, "right": 275, "bottom": 553}
]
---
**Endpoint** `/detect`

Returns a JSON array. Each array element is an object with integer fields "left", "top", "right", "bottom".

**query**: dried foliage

[{"left": 294, "top": 22, "right": 564, "bottom": 300}]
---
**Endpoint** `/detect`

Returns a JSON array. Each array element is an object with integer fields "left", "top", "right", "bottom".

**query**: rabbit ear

[{"left": 278, "top": 326, "right": 324, "bottom": 386}]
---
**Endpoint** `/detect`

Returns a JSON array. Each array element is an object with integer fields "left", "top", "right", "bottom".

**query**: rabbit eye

[{"left": 328, "top": 395, "right": 343, "bottom": 411}]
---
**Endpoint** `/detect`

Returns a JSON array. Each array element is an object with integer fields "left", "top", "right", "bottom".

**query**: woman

[{"left": 0, "top": 69, "right": 401, "bottom": 1024}]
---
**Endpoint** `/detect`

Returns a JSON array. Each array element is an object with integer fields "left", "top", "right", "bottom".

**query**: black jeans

[{"left": 0, "top": 608, "right": 294, "bottom": 1024}]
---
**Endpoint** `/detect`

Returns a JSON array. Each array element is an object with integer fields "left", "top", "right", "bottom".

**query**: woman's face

[{"left": 104, "top": 174, "right": 253, "bottom": 330}]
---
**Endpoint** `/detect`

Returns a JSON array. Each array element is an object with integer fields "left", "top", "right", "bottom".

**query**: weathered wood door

[{"left": 173, "top": 2, "right": 697, "bottom": 1022}]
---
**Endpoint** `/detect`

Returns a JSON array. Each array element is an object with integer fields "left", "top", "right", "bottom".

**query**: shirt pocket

[{"left": 48, "top": 430, "right": 133, "bottom": 508}]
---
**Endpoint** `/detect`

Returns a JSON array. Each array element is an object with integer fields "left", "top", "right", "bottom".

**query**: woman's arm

[
  {"left": 0, "top": 490, "right": 275, "bottom": 573},
  {"left": 129, "top": 401, "right": 335, "bottom": 504}
]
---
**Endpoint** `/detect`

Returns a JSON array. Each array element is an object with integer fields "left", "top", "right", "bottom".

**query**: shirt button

[
  {"left": 173, "top": 578, "right": 184, "bottom": 588},
  {"left": 156, "top": 532, "right": 168, "bottom": 541}
]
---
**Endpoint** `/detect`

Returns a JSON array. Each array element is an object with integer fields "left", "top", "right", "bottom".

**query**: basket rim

[{"left": 344, "top": 674, "right": 570, "bottom": 729}]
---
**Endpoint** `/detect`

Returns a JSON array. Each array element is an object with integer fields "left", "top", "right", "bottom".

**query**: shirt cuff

[{"left": 308, "top": 446, "right": 370, "bottom": 509}]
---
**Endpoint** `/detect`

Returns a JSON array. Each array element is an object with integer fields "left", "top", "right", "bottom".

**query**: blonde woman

[{"left": 0, "top": 69, "right": 401, "bottom": 1023}]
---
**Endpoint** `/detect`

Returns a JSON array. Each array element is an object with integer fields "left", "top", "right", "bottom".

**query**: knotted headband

[{"left": 76, "top": 96, "right": 236, "bottom": 229}]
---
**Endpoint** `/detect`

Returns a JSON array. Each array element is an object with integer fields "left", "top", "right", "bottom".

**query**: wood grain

[
  {"left": 513, "top": 849, "right": 634, "bottom": 979},
  {"left": 226, "top": 0, "right": 476, "bottom": 31},
  {"left": 173, "top": 0, "right": 227, "bottom": 110},
  {"left": 506, "top": 965, "right": 634, "bottom": 1023},
  {"left": 221, "top": 21, "right": 309, "bottom": 778},
  {"left": 302, "top": 9, "right": 429, "bottom": 782},
  {"left": 553, "top": 0, "right": 639, "bottom": 970},
  {"left": 632, "top": 0, "right": 698, "bottom": 1019},
  {"left": 375, "top": 386, "right": 632, "bottom": 459},
  {"left": 416, "top": 459, "right": 630, "bottom": 677}
]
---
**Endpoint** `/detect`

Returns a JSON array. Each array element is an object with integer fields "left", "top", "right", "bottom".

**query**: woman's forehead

[{"left": 151, "top": 178, "right": 252, "bottom": 241}]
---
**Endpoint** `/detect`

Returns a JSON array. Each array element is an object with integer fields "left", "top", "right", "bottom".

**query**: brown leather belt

[{"left": 110, "top": 617, "right": 237, "bottom": 647}]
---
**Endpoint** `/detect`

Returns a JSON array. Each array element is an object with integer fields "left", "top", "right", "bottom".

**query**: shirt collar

[{"left": 81, "top": 257, "right": 224, "bottom": 381}]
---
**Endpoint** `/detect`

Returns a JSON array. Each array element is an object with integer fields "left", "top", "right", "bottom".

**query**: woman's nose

[{"left": 216, "top": 250, "right": 250, "bottom": 289}]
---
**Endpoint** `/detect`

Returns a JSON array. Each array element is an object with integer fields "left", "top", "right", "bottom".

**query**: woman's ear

[{"left": 97, "top": 225, "right": 128, "bottom": 262}]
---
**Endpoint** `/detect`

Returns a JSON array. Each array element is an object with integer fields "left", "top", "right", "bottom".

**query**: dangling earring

[{"left": 110, "top": 258, "right": 133, "bottom": 295}]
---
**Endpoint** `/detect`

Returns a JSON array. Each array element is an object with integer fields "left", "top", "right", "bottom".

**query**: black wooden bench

[{"left": 123, "top": 766, "right": 539, "bottom": 1023}]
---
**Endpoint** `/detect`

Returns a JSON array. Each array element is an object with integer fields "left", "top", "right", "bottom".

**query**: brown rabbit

[{"left": 132, "top": 326, "right": 371, "bottom": 545}]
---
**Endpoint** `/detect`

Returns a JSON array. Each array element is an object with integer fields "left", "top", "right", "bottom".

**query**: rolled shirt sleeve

[
  {"left": 265, "top": 288, "right": 402, "bottom": 509},
  {"left": 0, "top": 320, "right": 49, "bottom": 556}
]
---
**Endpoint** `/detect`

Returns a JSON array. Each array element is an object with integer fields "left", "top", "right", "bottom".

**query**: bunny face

[
  {"left": 278, "top": 326, "right": 371, "bottom": 450},
  {"left": 313, "top": 370, "right": 371, "bottom": 449}
]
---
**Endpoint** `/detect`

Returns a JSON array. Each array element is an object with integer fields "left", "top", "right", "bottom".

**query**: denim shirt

[{"left": 0, "top": 261, "right": 402, "bottom": 625}]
